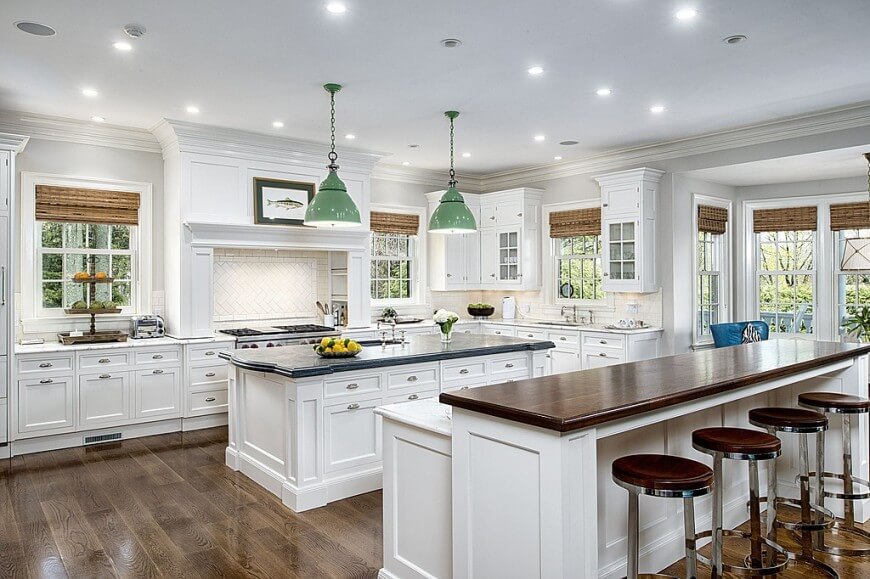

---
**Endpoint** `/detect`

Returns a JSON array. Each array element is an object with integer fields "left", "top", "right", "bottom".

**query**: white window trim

[
  {"left": 20, "top": 172, "right": 152, "bottom": 333},
  {"left": 368, "top": 203, "right": 427, "bottom": 308},
  {"left": 692, "top": 194, "right": 732, "bottom": 346},
  {"left": 542, "top": 200, "right": 614, "bottom": 310},
  {"left": 742, "top": 192, "right": 863, "bottom": 342}
]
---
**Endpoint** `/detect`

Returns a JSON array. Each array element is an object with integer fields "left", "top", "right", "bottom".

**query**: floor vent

[{"left": 84, "top": 432, "right": 122, "bottom": 445}]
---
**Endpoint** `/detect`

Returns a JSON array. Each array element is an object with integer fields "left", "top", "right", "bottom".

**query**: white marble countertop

[
  {"left": 14, "top": 333, "right": 236, "bottom": 355},
  {"left": 375, "top": 398, "right": 453, "bottom": 436},
  {"left": 343, "top": 318, "right": 662, "bottom": 335}
]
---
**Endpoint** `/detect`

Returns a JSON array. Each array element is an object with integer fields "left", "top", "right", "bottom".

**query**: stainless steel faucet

[
  {"left": 377, "top": 320, "right": 397, "bottom": 345},
  {"left": 588, "top": 310, "right": 594, "bottom": 325},
  {"left": 560, "top": 305, "right": 578, "bottom": 323}
]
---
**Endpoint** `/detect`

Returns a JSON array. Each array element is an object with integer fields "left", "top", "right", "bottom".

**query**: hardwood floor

[{"left": 0, "top": 427, "right": 867, "bottom": 578}]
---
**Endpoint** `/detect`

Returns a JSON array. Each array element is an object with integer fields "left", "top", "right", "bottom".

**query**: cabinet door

[
  {"left": 324, "top": 397, "right": 381, "bottom": 473},
  {"left": 464, "top": 231, "right": 481, "bottom": 286},
  {"left": 0, "top": 215, "right": 7, "bottom": 355},
  {"left": 602, "top": 219, "right": 639, "bottom": 291},
  {"left": 496, "top": 201, "right": 524, "bottom": 226},
  {"left": 480, "top": 229, "right": 498, "bottom": 286},
  {"left": 549, "top": 349, "right": 579, "bottom": 375},
  {"left": 497, "top": 229, "right": 522, "bottom": 285},
  {"left": 18, "top": 375, "right": 75, "bottom": 434},
  {"left": 582, "top": 351, "right": 624, "bottom": 369},
  {"left": 80, "top": 372, "right": 131, "bottom": 427},
  {"left": 601, "top": 183, "right": 640, "bottom": 217},
  {"left": 444, "top": 234, "right": 466, "bottom": 289},
  {"left": 480, "top": 205, "right": 497, "bottom": 227},
  {"left": 135, "top": 367, "right": 181, "bottom": 419}
]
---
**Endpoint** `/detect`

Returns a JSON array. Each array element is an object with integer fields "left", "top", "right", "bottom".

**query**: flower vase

[{"left": 439, "top": 324, "right": 453, "bottom": 343}]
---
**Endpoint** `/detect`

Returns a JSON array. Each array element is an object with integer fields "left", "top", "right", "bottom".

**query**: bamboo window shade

[
  {"left": 370, "top": 211, "right": 420, "bottom": 235},
  {"left": 753, "top": 206, "right": 817, "bottom": 233},
  {"left": 830, "top": 202, "right": 870, "bottom": 231},
  {"left": 35, "top": 185, "right": 140, "bottom": 226},
  {"left": 549, "top": 207, "right": 602, "bottom": 238},
  {"left": 697, "top": 205, "right": 728, "bottom": 234}
]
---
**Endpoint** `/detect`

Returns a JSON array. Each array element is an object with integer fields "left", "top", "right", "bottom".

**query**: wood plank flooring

[{"left": 0, "top": 426, "right": 867, "bottom": 578}]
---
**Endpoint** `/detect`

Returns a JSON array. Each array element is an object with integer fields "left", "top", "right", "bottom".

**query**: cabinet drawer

[
  {"left": 583, "top": 350, "right": 625, "bottom": 369},
  {"left": 517, "top": 328, "right": 547, "bottom": 340},
  {"left": 488, "top": 355, "right": 528, "bottom": 375},
  {"left": 547, "top": 331, "right": 580, "bottom": 349},
  {"left": 384, "top": 386, "right": 439, "bottom": 405},
  {"left": 481, "top": 324, "right": 514, "bottom": 337},
  {"left": 135, "top": 347, "right": 182, "bottom": 366},
  {"left": 582, "top": 333, "right": 625, "bottom": 349},
  {"left": 79, "top": 352, "right": 130, "bottom": 370},
  {"left": 18, "top": 355, "right": 74, "bottom": 375},
  {"left": 189, "top": 388, "right": 228, "bottom": 415},
  {"left": 324, "top": 374, "right": 381, "bottom": 399},
  {"left": 190, "top": 364, "right": 228, "bottom": 385},
  {"left": 324, "top": 396, "right": 381, "bottom": 473},
  {"left": 442, "top": 360, "right": 486, "bottom": 382},
  {"left": 488, "top": 371, "right": 529, "bottom": 385},
  {"left": 188, "top": 344, "right": 229, "bottom": 363},
  {"left": 387, "top": 365, "right": 438, "bottom": 390},
  {"left": 442, "top": 380, "right": 489, "bottom": 393}
]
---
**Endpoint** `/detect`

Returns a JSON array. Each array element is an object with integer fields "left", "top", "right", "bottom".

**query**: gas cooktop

[{"left": 219, "top": 324, "right": 340, "bottom": 346}]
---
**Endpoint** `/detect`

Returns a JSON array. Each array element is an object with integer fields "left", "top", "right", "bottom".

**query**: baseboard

[
  {"left": 281, "top": 468, "right": 384, "bottom": 513},
  {"left": 10, "top": 419, "right": 183, "bottom": 456},
  {"left": 377, "top": 569, "right": 401, "bottom": 579},
  {"left": 182, "top": 413, "right": 227, "bottom": 431}
]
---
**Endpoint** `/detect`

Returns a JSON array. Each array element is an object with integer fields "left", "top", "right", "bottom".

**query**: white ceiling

[
  {"left": 686, "top": 145, "right": 870, "bottom": 186},
  {"left": 2, "top": 1, "right": 870, "bottom": 174}
]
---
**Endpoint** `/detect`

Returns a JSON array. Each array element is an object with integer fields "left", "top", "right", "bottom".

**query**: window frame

[
  {"left": 368, "top": 203, "right": 426, "bottom": 308},
  {"left": 20, "top": 172, "right": 152, "bottom": 331},
  {"left": 370, "top": 231, "right": 416, "bottom": 305},
  {"left": 692, "top": 194, "right": 732, "bottom": 346},
  {"left": 553, "top": 234, "right": 605, "bottom": 303},
  {"left": 754, "top": 229, "right": 817, "bottom": 335}
]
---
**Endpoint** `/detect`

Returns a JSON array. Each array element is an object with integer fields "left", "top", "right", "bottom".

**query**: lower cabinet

[
  {"left": 135, "top": 367, "right": 182, "bottom": 419},
  {"left": 79, "top": 371, "right": 131, "bottom": 428},
  {"left": 324, "top": 397, "right": 382, "bottom": 473},
  {"left": 550, "top": 349, "right": 580, "bottom": 374},
  {"left": 189, "top": 389, "right": 229, "bottom": 415},
  {"left": 582, "top": 349, "right": 624, "bottom": 369},
  {"left": 18, "top": 375, "right": 75, "bottom": 434}
]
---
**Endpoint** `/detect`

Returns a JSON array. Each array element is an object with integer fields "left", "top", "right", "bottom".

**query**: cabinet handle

[
  {"left": 546, "top": 354, "right": 551, "bottom": 359},
  {"left": 599, "top": 340, "right": 607, "bottom": 344},
  {"left": 205, "top": 351, "right": 216, "bottom": 356},
  {"left": 459, "top": 368, "right": 469, "bottom": 375},
  {"left": 527, "top": 333, "right": 534, "bottom": 338},
  {"left": 347, "top": 403, "right": 360, "bottom": 410},
  {"left": 463, "top": 330, "right": 471, "bottom": 334},
  {"left": 99, "top": 374, "right": 111, "bottom": 379},
  {"left": 38, "top": 362, "right": 53, "bottom": 368},
  {"left": 153, "top": 369, "right": 164, "bottom": 374},
  {"left": 98, "top": 358, "right": 110, "bottom": 364},
  {"left": 490, "top": 274, "right": 496, "bottom": 278},
  {"left": 603, "top": 203, "right": 609, "bottom": 207},
  {"left": 603, "top": 272, "right": 609, "bottom": 277},
  {"left": 39, "top": 378, "right": 53, "bottom": 384},
  {"left": 495, "top": 331, "right": 501, "bottom": 335},
  {"left": 205, "top": 372, "right": 216, "bottom": 378},
  {"left": 1, "top": 265, "right": 6, "bottom": 306},
  {"left": 489, "top": 216, "right": 496, "bottom": 220},
  {"left": 407, "top": 375, "right": 418, "bottom": 382},
  {"left": 205, "top": 397, "right": 216, "bottom": 403},
  {"left": 460, "top": 386, "right": 469, "bottom": 390},
  {"left": 559, "top": 337, "right": 567, "bottom": 341},
  {"left": 408, "top": 394, "right": 419, "bottom": 400},
  {"left": 446, "top": 273, "right": 452, "bottom": 278},
  {"left": 346, "top": 383, "right": 359, "bottom": 390},
  {"left": 505, "top": 363, "right": 514, "bottom": 368},
  {"left": 599, "top": 353, "right": 608, "bottom": 357},
  {"left": 152, "top": 354, "right": 164, "bottom": 360}
]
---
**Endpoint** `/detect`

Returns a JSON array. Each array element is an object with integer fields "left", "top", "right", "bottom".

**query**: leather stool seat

[
  {"left": 749, "top": 407, "right": 828, "bottom": 433},
  {"left": 799, "top": 392, "right": 870, "bottom": 414},
  {"left": 612, "top": 454, "right": 713, "bottom": 494},
  {"left": 692, "top": 427, "right": 781, "bottom": 458}
]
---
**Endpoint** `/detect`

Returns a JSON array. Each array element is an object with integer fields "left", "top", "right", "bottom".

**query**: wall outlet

[
  {"left": 523, "top": 303, "right": 531, "bottom": 314},
  {"left": 626, "top": 302, "right": 639, "bottom": 314}
]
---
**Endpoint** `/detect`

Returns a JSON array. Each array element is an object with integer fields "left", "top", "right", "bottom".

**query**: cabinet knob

[
  {"left": 98, "top": 358, "right": 110, "bottom": 364},
  {"left": 495, "top": 331, "right": 501, "bottom": 335},
  {"left": 489, "top": 216, "right": 496, "bottom": 220},
  {"left": 38, "top": 362, "right": 53, "bottom": 368},
  {"left": 39, "top": 378, "right": 53, "bottom": 384},
  {"left": 463, "top": 330, "right": 471, "bottom": 334},
  {"left": 205, "top": 351, "right": 216, "bottom": 356},
  {"left": 546, "top": 354, "right": 551, "bottom": 359},
  {"left": 346, "top": 383, "right": 359, "bottom": 390},
  {"left": 152, "top": 354, "right": 164, "bottom": 360},
  {"left": 99, "top": 374, "right": 111, "bottom": 379},
  {"left": 599, "top": 340, "right": 607, "bottom": 344},
  {"left": 603, "top": 203, "right": 609, "bottom": 207},
  {"left": 446, "top": 273, "right": 452, "bottom": 278},
  {"left": 153, "top": 369, "right": 164, "bottom": 374},
  {"left": 599, "top": 353, "right": 608, "bottom": 357},
  {"left": 459, "top": 368, "right": 469, "bottom": 374},
  {"left": 603, "top": 272, "right": 609, "bottom": 277},
  {"left": 505, "top": 363, "right": 514, "bottom": 368},
  {"left": 527, "top": 333, "right": 534, "bottom": 338},
  {"left": 460, "top": 386, "right": 469, "bottom": 390},
  {"left": 205, "top": 372, "right": 216, "bottom": 378},
  {"left": 347, "top": 403, "right": 360, "bottom": 410},
  {"left": 559, "top": 337, "right": 567, "bottom": 341},
  {"left": 490, "top": 274, "right": 496, "bottom": 278},
  {"left": 205, "top": 397, "right": 216, "bottom": 403},
  {"left": 408, "top": 394, "right": 419, "bottom": 400},
  {"left": 517, "top": 212, "right": 523, "bottom": 217},
  {"left": 407, "top": 375, "right": 418, "bottom": 382}
]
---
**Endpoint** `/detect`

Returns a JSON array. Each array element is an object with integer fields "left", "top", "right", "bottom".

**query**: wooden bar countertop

[{"left": 439, "top": 339, "right": 870, "bottom": 433}]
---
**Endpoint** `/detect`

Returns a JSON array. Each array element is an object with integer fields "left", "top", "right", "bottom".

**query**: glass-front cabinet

[
  {"left": 605, "top": 220, "right": 637, "bottom": 283},
  {"left": 498, "top": 229, "right": 522, "bottom": 283}
]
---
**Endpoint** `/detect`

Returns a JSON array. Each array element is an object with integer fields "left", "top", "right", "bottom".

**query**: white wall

[{"left": 371, "top": 178, "right": 438, "bottom": 207}]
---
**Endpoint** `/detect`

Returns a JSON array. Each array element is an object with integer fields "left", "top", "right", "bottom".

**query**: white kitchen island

[{"left": 221, "top": 334, "right": 553, "bottom": 512}]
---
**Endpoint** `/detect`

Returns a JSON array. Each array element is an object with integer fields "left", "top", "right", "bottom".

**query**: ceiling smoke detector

[
  {"left": 123, "top": 23, "right": 147, "bottom": 38},
  {"left": 15, "top": 21, "right": 56, "bottom": 36},
  {"left": 408, "top": 144, "right": 421, "bottom": 148},
  {"left": 440, "top": 38, "right": 462, "bottom": 48},
  {"left": 559, "top": 140, "right": 579, "bottom": 146},
  {"left": 723, "top": 34, "right": 747, "bottom": 45}
]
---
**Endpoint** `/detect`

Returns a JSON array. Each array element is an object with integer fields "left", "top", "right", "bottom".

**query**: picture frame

[{"left": 253, "top": 177, "right": 316, "bottom": 226}]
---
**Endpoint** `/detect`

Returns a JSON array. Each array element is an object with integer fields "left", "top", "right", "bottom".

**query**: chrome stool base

[{"left": 694, "top": 528, "right": 788, "bottom": 576}]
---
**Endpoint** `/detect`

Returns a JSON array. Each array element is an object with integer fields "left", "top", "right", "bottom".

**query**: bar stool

[
  {"left": 612, "top": 454, "right": 714, "bottom": 579},
  {"left": 748, "top": 407, "right": 838, "bottom": 578},
  {"left": 692, "top": 427, "right": 789, "bottom": 578},
  {"left": 798, "top": 391, "right": 870, "bottom": 556}
]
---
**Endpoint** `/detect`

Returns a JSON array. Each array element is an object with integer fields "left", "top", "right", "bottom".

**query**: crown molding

[
  {"left": 370, "top": 163, "right": 485, "bottom": 192},
  {"left": 0, "top": 132, "right": 29, "bottom": 153},
  {"left": 0, "top": 110, "right": 160, "bottom": 154},
  {"left": 152, "top": 119, "right": 390, "bottom": 174}
]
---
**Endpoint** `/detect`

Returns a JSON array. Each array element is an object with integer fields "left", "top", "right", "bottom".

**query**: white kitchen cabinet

[
  {"left": 595, "top": 168, "right": 664, "bottom": 293},
  {"left": 580, "top": 330, "right": 662, "bottom": 370},
  {"left": 480, "top": 323, "right": 514, "bottom": 337},
  {"left": 135, "top": 367, "right": 182, "bottom": 419},
  {"left": 79, "top": 371, "right": 131, "bottom": 428},
  {"left": 550, "top": 349, "right": 580, "bottom": 374},
  {"left": 324, "top": 396, "right": 382, "bottom": 473},
  {"left": 582, "top": 349, "right": 624, "bottom": 369},
  {"left": 427, "top": 193, "right": 481, "bottom": 291},
  {"left": 18, "top": 374, "right": 75, "bottom": 435}
]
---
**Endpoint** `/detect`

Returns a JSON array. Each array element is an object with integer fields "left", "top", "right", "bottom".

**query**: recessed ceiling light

[
  {"left": 596, "top": 88, "right": 613, "bottom": 96},
  {"left": 402, "top": 161, "right": 411, "bottom": 166},
  {"left": 345, "top": 134, "right": 356, "bottom": 140},
  {"left": 533, "top": 135, "right": 546, "bottom": 142},
  {"left": 527, "top": 66, "right": 544, "bottom": 76},
  {"left": 440, "top": 38, "right": 462, "bottom": 48},
  {"left": 272, "top": 121, "right": 284, "bottom": 128},
  {"left": 113, "top": 41, "right": 132, "bottom": 51},
  {"left": 462, "top": 152, "right": 471, "bottom": 158},
  {"left": 186, "top": 105, "right": 200, "bottom": 114},
  {"left": 554, "top": 156, "right": 563, "bottom": 161},
  {"left": 559, "top": 140, "right": 579, "bottom": 146},
  {"left": 326, "top": 2, "right": 347, "bottom": 14},
  {"left": 15, "top": 21, "right": 56, "bottom": 36},
  {"left": 723, "top": 34, "right": 748, "bottom": 45},
  {"left": 675, "top": 8, "right": 698, "bottom": 20},
  {"left": 81, "top": 88, "right": 99, "bottom": 97},
  {"left": 650, "top": 105, "right": 666, "bottom": 114},
  {"left": 91, "top": 116, "right": 105, "bottom": 123}
]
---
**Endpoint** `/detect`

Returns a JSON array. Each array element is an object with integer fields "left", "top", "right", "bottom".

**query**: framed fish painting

[{"left": 253, "top": 177, "right": 316, "bottom": 226}]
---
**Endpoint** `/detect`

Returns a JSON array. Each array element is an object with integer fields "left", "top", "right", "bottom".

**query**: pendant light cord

[
  {"left": 448, "top": 114, "right": 456, "bottom": 187},
  {"left": 328, "top": 89, "right": 338, "bottom": 168}
]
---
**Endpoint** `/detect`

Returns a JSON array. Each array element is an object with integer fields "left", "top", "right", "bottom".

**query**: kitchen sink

[{"left": 536, "top": 321, "right": 589, "bottom": 327}]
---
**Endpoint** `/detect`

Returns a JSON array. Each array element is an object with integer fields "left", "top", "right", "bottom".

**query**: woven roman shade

[
  {"left": 35, "top": 185, "right": 140, "bottom": 226},
  {"left": 698, "top": 205, "right": 728, "bottom": 234},
  {"left": 830, "top": 202, "right": 870, "bottom": 231},
  {"left": 753, "top": 206, "right": 817, "bottom": 233},
  {"left": 370, "top": 211, "right": 420, "bottom": 235},
  {"left": 549, "top": 207, "right": 602, "bottom": 238}
]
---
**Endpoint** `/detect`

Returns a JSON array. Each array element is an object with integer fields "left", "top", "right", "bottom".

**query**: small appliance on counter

[
  {"left": 502, "top": 296, "right": 516, "bottom": 320},
  {"left": 131, "top": 314, "right": 165, "bottom": 339}
]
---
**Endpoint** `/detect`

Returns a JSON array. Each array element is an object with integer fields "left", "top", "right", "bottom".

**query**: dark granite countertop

[
  {"left": 440, "top": 339, "right": 870, "bottom": 433},
  {"left": 219, "top": 334, "right": 555, "bottom": 378}
]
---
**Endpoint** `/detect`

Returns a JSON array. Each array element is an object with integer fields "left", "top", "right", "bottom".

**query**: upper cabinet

[
  {"left": 428, "top": 188, "right": 543, "bottom": 292},
  {"left": 594, "top": 168, "right": 664, "bottom": 293}
]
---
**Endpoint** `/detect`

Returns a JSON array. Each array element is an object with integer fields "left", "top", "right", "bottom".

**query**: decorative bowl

[
  {"left": 467, "top": 305, "right": 495, "bottom": 318},
  {"left": 313, "top": 338, "right": 363, "bottom": 358},
  {"left": 315, "top": 349, "right": 361, "bottom": 358}
]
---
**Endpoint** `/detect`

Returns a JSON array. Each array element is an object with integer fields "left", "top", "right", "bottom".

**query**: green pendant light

[
  {"left": 304, "top": 83, "right": 361, "bottom": 228},
  {"left": 428, "top": 111, "right": 477, "bottom": 234}
]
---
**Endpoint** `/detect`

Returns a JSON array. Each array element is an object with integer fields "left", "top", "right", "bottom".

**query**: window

[
  {"left": 696, "top": 230, "right": 721, "bottom": 338},
  {"left": 835, "top": 228, "right": 870, "bottom": 338},
  {"left": 371, "top": 232, "right": 414, "bottom": 301},
  {"left": 756, "top": 230, "right": 815, "bottom": 334},
  {"left": 38, "top": 222, "right": 136, "bottom": 313},
  {"left": 556, "top": 235, "right": 604, "bottom": 301}
]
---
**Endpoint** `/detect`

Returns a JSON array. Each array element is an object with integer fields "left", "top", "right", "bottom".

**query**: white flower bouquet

[{"left": 433, "top": 309, "right": 459, "bottom": 342}]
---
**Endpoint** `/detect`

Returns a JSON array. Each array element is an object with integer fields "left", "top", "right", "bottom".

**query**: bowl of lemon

[{"left": 314, "top": 337, "right": 363, "bottom": 358}]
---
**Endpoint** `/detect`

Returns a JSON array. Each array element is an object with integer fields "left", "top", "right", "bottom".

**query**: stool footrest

[
  {"left": 770, "top": 497, "right": 836, "bottom": 532},
  {"left": 808, "top": 471, "right": 870, "bottom": 501},
  {"left": 815, "top": 523, "right": 870, "bottom": 557},
  {"left": 695, "top": 529, "right": 789, "bottom": 577}
]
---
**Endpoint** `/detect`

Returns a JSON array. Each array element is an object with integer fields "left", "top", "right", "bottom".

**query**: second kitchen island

[{"left": 220, "top": 334, "right": 553, "bottom": 512}]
